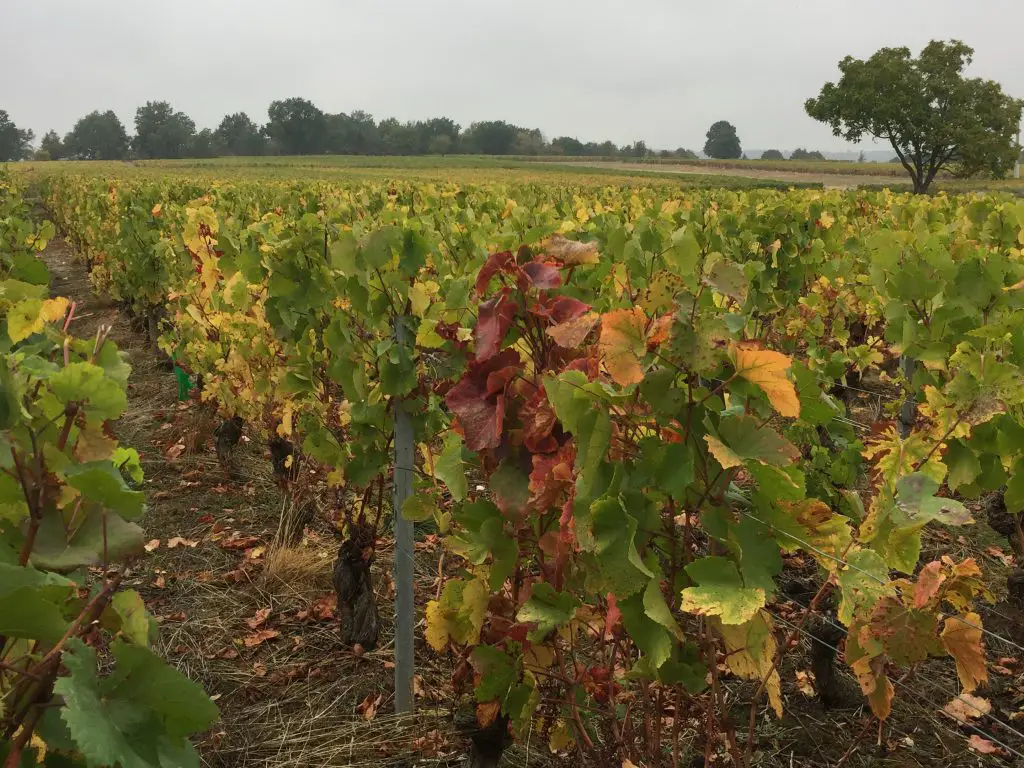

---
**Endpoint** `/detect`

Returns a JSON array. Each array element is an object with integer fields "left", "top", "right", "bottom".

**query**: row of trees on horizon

[{"left": 0, "top": 100, "right": 846, "bottom": 164}]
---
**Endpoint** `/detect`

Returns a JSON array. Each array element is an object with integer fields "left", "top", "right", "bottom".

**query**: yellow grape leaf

[
  {"left": 818, "top": 211, "right": 835, "bottom": 229},
  {"left": 424, "top": 600, "right": 449, "bottom": 652},
  {"left": 599, "top": 307, "right": 647, "bottom": 386},
  {"left": 680, "top": 584, "right": 765, "bottom": 625},
  {"left": 730, "top": 343, "right": 800, "bottom": 418},
  {"left": 547, "top": 312, "right": 599, "bottom": 349},
  {"left": 704, "top": 434, "right": 743, "bottom": 469},
  {"left": 940, "top": 612, "right": 987, "bottom": 693},
  {"left": 548, "top": 719, "right": 575, "bottom": 753},
  {"left": 409, "top": 282, "right": 431, "bottom": 317},
  {"left": 8, "top": 297, "right": 70, "bottom": 342},
  {"left": 277, "top": 403, "right": 294, "bottom": 438},
  {"left": 41, "top": 297, "right": 70, "bottom": 323},
  {"left": 716, "top": 613, "right": 782, "bottom": 716}
]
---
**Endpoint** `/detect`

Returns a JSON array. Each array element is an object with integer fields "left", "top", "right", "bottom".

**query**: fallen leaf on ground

[
  {"left": 165, "top": 443, "right": 186, "bottom": 460},
  {"left": 252, "top": 663, "right": 268, "bottom": 677},
  {"left": 144, "top": 539, "right": 161, "bottom": 552},
  {"left": 242, "top": 629, "right": 280, "bottom": 647},
  {"left": 220, "top": 535, "right": 262, "bottom": 550},
  {"left": 245, "top": 607, "right": 272, "bottom": 629},
  {"left": 152, "top": 575, "right": 166, "bottom": 589},
  {"left": 968, "top": 735, "right": 1008, "bottom": 756},
  {"left": 311, "top": 594, "right": 337, "bottom": 621},
  {"left": 357, "top": 692, "right": 383, "bottom": 721},
  {"left": 167, "top": 536, "right": 199, "bottom": 549},
  {"left": 795, "top": 670, "right": 816, "bottom": 697},
  {"left": 942, "top": 693, "right": 991, "bottom": 724},
  {"left": 244, "top": 546, "right": 266, "bottom": 561}
]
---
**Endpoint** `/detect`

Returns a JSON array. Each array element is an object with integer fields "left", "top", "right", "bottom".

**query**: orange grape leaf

[
  {"left": 476, "top": 700, "right": 501, "bottom": 728},
  {"left": 245, "top": 607, "right": 272, "bottom": 629},
  {"left": 547, "top": 312, "right": 599, "bottom": 348},
  {"left": 730, "top": 343, "right": 800, "bottom": 418},
  {"left": 940, "top": 612, "right": 987, "bottom": 692},
  {"left": 599, "top": 307, "right": 647, "bottom": 386},
  {"left": 242, "top": 629, "right": 280, "bottom": 647},
  {"left": 913, "top": 561, "right": 946, "bottom": 609},
  {"left": 357, "top": 692, "right": 383, "bottom": 721}
]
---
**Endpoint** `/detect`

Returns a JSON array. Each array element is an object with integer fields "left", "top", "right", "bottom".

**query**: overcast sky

[{"left": 3, "top": 0, "right": 1022, "bottom": 153}]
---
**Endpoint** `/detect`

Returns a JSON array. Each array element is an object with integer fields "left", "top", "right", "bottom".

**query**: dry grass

[{"left": 260, "top": 543, "right": 336, "bottom": 599}]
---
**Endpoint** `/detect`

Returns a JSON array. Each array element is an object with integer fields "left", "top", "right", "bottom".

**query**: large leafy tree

[
  {"left": 213, "top": 112, "right": 266, "bottom": 156},
  {"left": 806, "top": 40, "right": 1024, "bottom": 193},
  {"left": 759, "top": 149, "right": 785, "bottom": 160},
  {"left": 461, "top": 121, "right": 519, "bottom": 155},
  {"left": 0, "top": 110, "right": 34, "bottom": 161},
  {"left": 703, "top": 121, "right": 742, "bottom": 159},
  {"left": 133, "top": 101, "right": 196, "bottom": 159},
  {"left": 37, "top": 130, "right": 64, "bottom": 160},
  {"left": 63, "top": 110, "right": 130, "bottom": 160},
  {"left": 265, "top": 98, "right": 327, "bottom": 155}
]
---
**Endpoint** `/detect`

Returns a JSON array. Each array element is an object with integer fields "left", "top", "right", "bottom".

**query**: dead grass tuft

[{"left": 261, "top": 542, "right": 335, "bottom": 599}]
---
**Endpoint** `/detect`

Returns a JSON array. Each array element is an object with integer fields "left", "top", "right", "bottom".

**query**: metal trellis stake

[{"left": 392, "top": 314, "right": 415, "bottom": 714}]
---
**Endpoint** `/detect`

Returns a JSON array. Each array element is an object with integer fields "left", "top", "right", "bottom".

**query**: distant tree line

[{"left": 1, "top": 99, "right": 705, "bottom": 162}]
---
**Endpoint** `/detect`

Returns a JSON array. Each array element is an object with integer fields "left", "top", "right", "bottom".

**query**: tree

[
  {"left": 427, "top": 134, "right": 452, "bottom": 155},
  {"left": 806, "top": 40, "right": 1024, "bottom": 193},
  {"left": 63, "top": 111, "right": 130, "bottom": 160},
  {"left": 133, "top": 102, "right": 196, "bottom": 159},
  {"left": 214, "top": 112, "right": 265, "bottom": 156},
  {"left": 790, "top": 148, "right": 826, "bottom": 161},
  {"left": 551, "top": 136, "right": 585, "bottom": 155},
  {"left": 857, "top": 150, "right": 866, "bottom": 163},
  {"left": 674, "top": 148, "right": 699, "bottom": 160},
  {"left": 0, "top": 111, "right": 34, "bottom": 161},
  {"left": 760, "top": 149, "right": 785, "bottom": 160},
  {"left": 265, "top": 98, "right": 327, "bottom": 155},
  {"left": 38, "top": 130, "right": 64, "bottom": 160},
  {"left": 462, "top": 121, "right": 519, "bottom": 155},
  {"left": 189, "top": 128, "right": 217, "bottom": 158},
  {"left": 703, "top": 121, "right": 742, "bottom": 159}
]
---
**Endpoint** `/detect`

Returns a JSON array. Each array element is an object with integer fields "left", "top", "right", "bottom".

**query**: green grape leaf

[
  {"left": 66, "top": 462, "right": 146, "bottom": 520},
  {"left": 401, "top": 491, "right": 435, "bottom": 522},
  {"left": 642, "top": 577, "right": 683, "bottom": 641},
  {"left": 32, "top": 505, "right": 145, "bottom": 571},
  {"left": 837, "top": 548, "right": 892, "bottom": 625},
  {"left": 716, "top": 414, "right": 800, "bottom": 467},
  {"left": 470, "top": 645, "right": 517, "bottom": 702},
  {"left": 619, "top": 589, "right": 673, "bottom": 671},
  {"left": 592, "top": 496, "right": 654, "bottom": 598},
  {"left": 434, "top": 432, "right": 467, "bottom": 502},
  {"left": 1005, "top": 458, "right": 1024, "bottom": 514},
  {"left": 111, "top": 590, "right": 156, "bottom": 646},
  {"left": 49, "top": 362, "right": 128, "bottom": 421},
  {"left": 681, "top": 556, "right": 765, "bottom": 625},
  {"left": 516, "top": 583, "right": 580, "bottom": 640},
  {"left": 0, "top": 586, "right": 70, "bottom": 642},
  {"left": 894, "top": 473, "right": 972, "bottom": 526},
  {"left": 943, "top": 439, "right": 981, "bottom": 492}
]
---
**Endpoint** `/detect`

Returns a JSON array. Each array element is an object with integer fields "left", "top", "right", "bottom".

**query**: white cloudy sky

[{"left": 2, "top": 0, "right": 1022, "bottom": 152}]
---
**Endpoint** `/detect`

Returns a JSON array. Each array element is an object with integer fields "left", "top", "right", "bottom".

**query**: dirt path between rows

[{"left": 570, "top": 161, "right": 906, "bottom": 189}]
